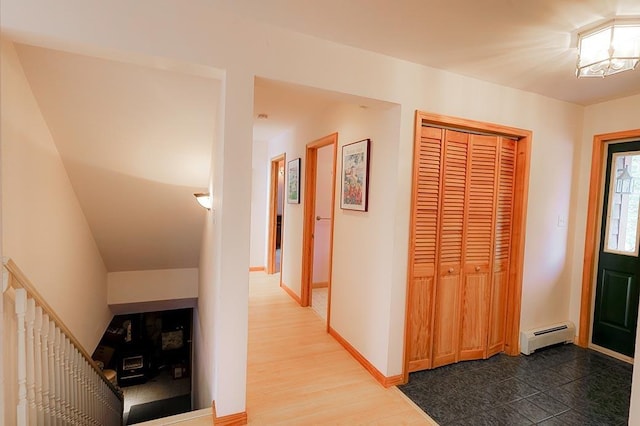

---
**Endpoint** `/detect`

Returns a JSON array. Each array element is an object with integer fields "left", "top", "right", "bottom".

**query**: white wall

[
  {"left": 208, "top": 71, "right": 253, "bottom": 417},
  {"left": 1, "top": 38, "right": 112, "bottom": 424},
  {"left": 268, "top": 102, "right": 403, "bottom": 375},
  {"left": 194, "top": 204, "right": 215, "bottom": 410},
  {"left": 569, "top": 93, "right": 640, "bottom": 333},
  {"left": 249, "top": 140, "right": 268, "bottom": 269},
  {"left": 107, "top": 268, "right": 198, "bottom": 305},
  {"left": 1, "top": 39, "right": 111, "bottom": 351},
  {"left": 570, "top": 93, "right": 640, "bottom": 424},
  {"left": 312, "top": 144, "right": 333, "bottom": 284}
]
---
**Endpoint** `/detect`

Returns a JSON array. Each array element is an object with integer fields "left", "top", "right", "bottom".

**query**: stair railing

[{"left": 2, "top": 258, "right": 123, "bottom": 426}]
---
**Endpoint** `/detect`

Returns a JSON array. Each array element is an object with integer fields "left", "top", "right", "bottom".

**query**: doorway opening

[
  {"left": 268, "top": 154, "right": 286, "bottom": 275},
  {"left": 92, "top": 308, "right": 193, "bottom": 425},
  {"left": 301, "top": 133, "right": 338, "bottom": 328},
  {"left": 580, "top": 128, "right": 640, "bottom": 362}
]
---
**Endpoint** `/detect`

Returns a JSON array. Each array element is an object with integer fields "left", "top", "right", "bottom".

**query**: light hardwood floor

[
  {"left": 168, "top": 272, "right": 435, "bottom": 425},
  {"left": 246, "top": 272, "right": 434, "bottom": 425}
]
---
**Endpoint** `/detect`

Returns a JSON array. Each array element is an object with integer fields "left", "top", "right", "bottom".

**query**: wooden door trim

[
  {"left": 301, "top": 133, "right": 338, "bottom": 321},
  {"left": 578, "top": 129, "right": 640, "bottom": 347},
  {"left": 403, "top": 111, "right": 532, "bottom": 382},
  {"left": 267, "top": 154, "right": 285, "bottom": 277}
]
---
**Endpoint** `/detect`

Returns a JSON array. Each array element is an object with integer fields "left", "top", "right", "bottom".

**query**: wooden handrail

[{"left": 2, "top": 257, "right": 123, "bottom": 401}]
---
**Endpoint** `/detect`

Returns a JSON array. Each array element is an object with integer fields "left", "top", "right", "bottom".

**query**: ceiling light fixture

[
  {"left": 576, "top": 18, "right": 640, "bottom": 78},
  {"left": 194, "top": 192, "right": 212, "bottom": 210}
]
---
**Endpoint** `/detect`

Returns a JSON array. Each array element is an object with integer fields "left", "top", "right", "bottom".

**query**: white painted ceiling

[
  {"left": 13, "top": 45, "right": 370, "bottom": 274},
  {"left": 253, "top": 78, "right": 395, "bottom": 142},
  {"left": 253, "top": 79, "right": 339, "bottom": 142},
  {"left": 15, "top": 43, "right": 219, "bottom": 272},
  {"left": 10, "top": 1, "right": 640, "bottom": 273},
  {"left": 225, "top": 0, "right": 640, "bottom": 105}
]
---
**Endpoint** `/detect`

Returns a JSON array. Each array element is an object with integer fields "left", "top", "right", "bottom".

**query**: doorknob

[
  {"left": 448, "top": 268, "right": 454, "bottom": 273},
  {"left": 475, "top": 266, "right": 480, "bottom": 272}
]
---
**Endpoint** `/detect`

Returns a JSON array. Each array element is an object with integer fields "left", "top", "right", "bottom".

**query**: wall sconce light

[
  {"left": 194, "top": 192, "right": 212, "bottom": 210},
  {"left": 577, "top": 18, "right": 640, "bottom": 78}
]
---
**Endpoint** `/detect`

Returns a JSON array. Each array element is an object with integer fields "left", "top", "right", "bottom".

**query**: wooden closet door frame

[
  {"left": 267, "top": 154, "right": 286, "bottom": 276},
  {"left": 403, "top": 111, "right": 531, "bottom": 382},
  {"left": 300, "top": 133, "right": 338, "bottom": 323},
  {"left": 578, "top": 129, "right": 640, "bottom": 348}
]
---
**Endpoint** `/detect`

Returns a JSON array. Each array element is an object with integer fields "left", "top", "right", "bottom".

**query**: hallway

[{"left": 245, "top": 272, "right": 434, "bottom": 424}]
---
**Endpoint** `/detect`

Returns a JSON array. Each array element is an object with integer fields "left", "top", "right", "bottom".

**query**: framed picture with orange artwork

[{"left": 340, "top": 139, "right": 370, "bottom": 211}]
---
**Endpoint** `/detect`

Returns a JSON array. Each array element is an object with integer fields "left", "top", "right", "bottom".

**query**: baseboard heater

[{"left": 520, "top": 321, "right": 575, "bottom": 355}]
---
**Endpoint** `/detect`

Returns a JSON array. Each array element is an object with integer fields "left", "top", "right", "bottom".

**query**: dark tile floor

[{"left": 399, "top": 344, "right": 633, "bottom": 425}]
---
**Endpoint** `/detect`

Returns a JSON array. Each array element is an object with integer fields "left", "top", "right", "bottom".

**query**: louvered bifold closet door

[
  {"left": 407, "top": 126, "right": 443, "bottom": 372},
  {"left": 458, "top": 135, "right": 499, "bottom": 361},
  {"left": 487, "top": 138, "right": 516, "bottom": 357},
  {"left": 432, "top": 130, "right": 469, "bottom": 368}
]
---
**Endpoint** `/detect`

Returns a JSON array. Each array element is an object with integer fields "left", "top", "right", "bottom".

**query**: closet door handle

[
  {"left": 448, "top": 268, "right": 454, "bottom": 274},
  {"left": 475, "top": 266, "right": 480, "bottom": 272}
]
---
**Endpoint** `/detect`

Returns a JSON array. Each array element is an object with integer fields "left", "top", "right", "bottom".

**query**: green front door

[{"left": 593, "top": 141, "right": 640, "bottom": 357}]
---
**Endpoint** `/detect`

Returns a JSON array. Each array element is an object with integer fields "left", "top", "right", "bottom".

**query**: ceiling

[
  {"left": 224, "top": 0, "right": 640, "bottom": 105},
  {"left": 14, "top": 44, "right": 361, "bottom": 273},
  {"left": 9, "top": 1, "right": 640, "bottom": 273},
  {"left": 253, "top": 78, "right": 396, "bottom": 142},
  {"left": 15, "top": 43, "right": 219, "bottom": 272},
  {"left": 253, "top": 79, "right": 340, "bottom": 142}
]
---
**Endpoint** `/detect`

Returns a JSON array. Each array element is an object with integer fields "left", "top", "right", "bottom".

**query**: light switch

[{"left": 557, "top": 216, "right": 567, "bottom": 228}]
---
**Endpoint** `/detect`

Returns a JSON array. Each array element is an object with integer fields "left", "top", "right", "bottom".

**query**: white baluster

[
  {"left": 34, "top": 306, "right": 44, "bottom": 426},
  {"left": 61, "top": 338, "right": 71, "bottom": 424},
  {"left": 84, "top": 361, "right": 90, "bottom": 424},
  {"left": 98, "top": 366, "right": 104, "bottom": 425},
  {"left": 26, "top": 298, "right": 37, "bottom": 425},
  {"left": 58, "top": 334, "right": 66, "bottom": 424},
  {"left": 15, "top": 288, "right": 28, "bottom": 425},
  {"left": 53, "top": 328, "right": 63, "bottom": 425},
  {"left": 47, "top": 322, "right": 56, "bottom": 426},
  {"left": 105, "top": 382, "right": 112, "bottom": 425},
  {"left": 96, "top": 364, "right": 102, "bottom": 425},
  {"left": 83, "top": 361, "right": 90, "bottom": 425},
  {"left": 82, "top": 360, "right": 89, "bottom": 424},
  {"left": 73, "top": 349, "right": 80, "bottom": 426},
  {"left": 87, "top": 361, "right": 93, "bottom": 424},
  {"left": 67, "top": 339, "right": 75, "bottom": 424},
  {"left": 93, "top": 363, "right": 99, "bottom": 425},
  {"left": 71, "top": 348, "right": 80, "bottom": 425},
  {"left": 40, "top": 313, "right": 50, "bottom": 426},
  {"left": 74, "top": 349, "right": 82, "bottom": 426},
  {"left": 102, "top": 381, "right": 108, "bottom": 426},
  {"left": 91, "top": 374, "right": 104, "bottom": 426},
  {"left": 67, "top": 346, "right": 75, "bottom": 425}
]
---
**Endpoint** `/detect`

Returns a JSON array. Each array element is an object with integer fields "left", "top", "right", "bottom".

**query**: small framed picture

[
  {"left": 340, "top": 139, "right": 370, "bottom": 211},
  {"left": 287, "top": 158, "right": 301, "bottom": 204}
]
